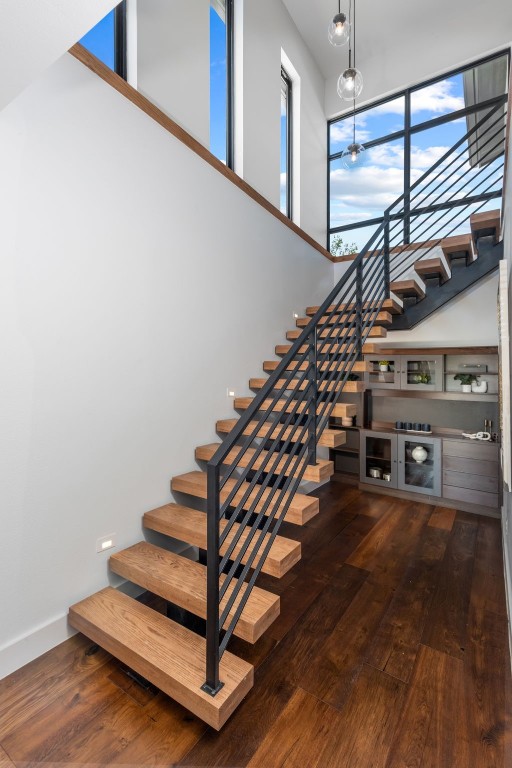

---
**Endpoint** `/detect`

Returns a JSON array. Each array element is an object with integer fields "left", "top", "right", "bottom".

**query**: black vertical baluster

[
  {"left": 355, "top": 261, "right": 363, "bottom": 358},
  {"left": 384, "top": 213, "right": 390, "bottom": 299},
  {"left": 202, "top": 463, "right": 223, "bottom": 695},
  {"left": 307, "top": 327, "right": 318, "bottom": 466}
]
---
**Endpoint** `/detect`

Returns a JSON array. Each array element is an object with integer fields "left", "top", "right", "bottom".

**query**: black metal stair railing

[
  {"left": 383, "top": 100, "right": 506, "bottom": 277},
  {"left": 201, "top": 96, "right": 507, "bottom": 695},
  {"left": 201, "top": 224, "right": 388, "bottom": 694}
]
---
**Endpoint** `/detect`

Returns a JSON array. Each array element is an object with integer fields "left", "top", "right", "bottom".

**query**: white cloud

[{"left": 410, "top": 80, "right": 464, "bottom": 115}]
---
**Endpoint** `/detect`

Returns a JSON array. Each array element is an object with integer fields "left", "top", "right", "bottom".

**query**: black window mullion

[
  {"left": 404, "top": 89, "right": 411, "bottom": 244},
  {"left": 114, "top": 0, "right": 127, "bottom": 80},
  {"left": 281, "top": 68, "right": 293, "bottom": 220},
  {"left": 225, "top": 0, "right": 235, "bottom": 170}
]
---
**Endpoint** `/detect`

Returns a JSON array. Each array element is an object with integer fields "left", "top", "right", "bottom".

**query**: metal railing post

[
  {"left": 355, "top": 260, "right": 363, "bottom": 358},
  {"left": 307, "top": 327, "right": 318, "bottom": 466},
  {"left": 383, "top": 213, "right": 390, "bottom": 299},
  {"left": 202, "top": 463, "right": 223, "bottom": 696}
]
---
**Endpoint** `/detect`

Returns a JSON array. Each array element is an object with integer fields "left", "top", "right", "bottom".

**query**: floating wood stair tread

[
  {"left": 441, "top": 233, "right": 476, "bottom": 262},
  {"left": 110, "top": 542, "right": 280, "bottom": 644},
  {"left": 172, "top": 470, "right": 317, "bottom": 526},
  {"left": 285, "top": 326, "right": 387, "bottom": 341},
  {"left": 306, "top": 298, "right": 403, "bottom": 316},
  {"left": 234, "top": 396, "right": 356, "bottom": 420},
  {"left": 216, "top": 418, "right": 347, "bottom": 448},
  {"left": 414, "top": 257, "right": 450, "bottom": 283},
  {"left": 389, "top": 279, "right": 426, "bottom": 300},
  {"left": 296, "top": 311, "right": 392, "bottom": 328},
  {"left": 263, "top": 359, "right": 371, "bottom": 374},
  {"left": 145, "top": 501, "right": 301, "bottom": 578},
  {"left": 275, "top": 332, "right": 385, "bottom": 357},
  {"left": 470, "top": 209, "right": 500, "bottom": 241},
  {"left": 195, "top": 443, "right": 334, "bottom": 484},
  {"left": 249, "top": 377, "right": 365, "bottom": 394},
  {"left": 68, "top": 587, "right": 253, "bottom": 730}
]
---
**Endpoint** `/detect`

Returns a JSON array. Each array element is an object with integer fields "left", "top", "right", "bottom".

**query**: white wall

[
  {"left": 0, "top": 52, "right": 333, "bottom": 677},
  {"left": 137, "top": 0, "right": 210, "bottom": 147},
  {"left": 241, "top": 0, "right": 327, "bottom": 245},
  {"left": 0, "top": 0, "right": 120, "bottom": 112}
]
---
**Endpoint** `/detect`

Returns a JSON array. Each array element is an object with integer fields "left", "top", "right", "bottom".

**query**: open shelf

[{"left": 371, "top": 389, "right": 498, "bottom": 402}]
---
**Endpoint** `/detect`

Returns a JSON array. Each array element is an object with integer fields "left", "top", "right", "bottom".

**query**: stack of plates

[{"left": 341, "top": 417, "right": 353, "bottom": 427}]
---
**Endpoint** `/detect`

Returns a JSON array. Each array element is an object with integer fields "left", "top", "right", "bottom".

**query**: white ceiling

[
  {"left": 283, "top": 0, "right": 512, "bottom": 117},
  {"left": 282, "top": 0, "right": 511, "bottom": 81}
]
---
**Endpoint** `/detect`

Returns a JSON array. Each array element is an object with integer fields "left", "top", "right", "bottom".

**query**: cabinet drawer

[
  {"left": 443, "top": 455, "right": 499, "bottom": 478},
  {"left": 443, "top": 484, "right": 499, "bottom": 508},
  {"left": 443, "top": 469, "right": 498, "bottom": 494},
  {"left": 443, "top": 440, "right": 499, "bottom": 461}
]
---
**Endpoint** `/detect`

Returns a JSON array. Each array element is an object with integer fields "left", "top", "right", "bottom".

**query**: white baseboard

[
  {"left": 0, "top": 614, "right": 77, "bottom": 681},
  {"left": 0, "top": 545, "right": 196, "bottom": 682}
]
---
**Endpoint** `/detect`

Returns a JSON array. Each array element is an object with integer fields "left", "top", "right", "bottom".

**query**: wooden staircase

[
  {"left": 384, "top": 210, "right": 502, "bottom": 330},
  {"left": 69, "top": 298, "right": 372, "bottom": 729}
]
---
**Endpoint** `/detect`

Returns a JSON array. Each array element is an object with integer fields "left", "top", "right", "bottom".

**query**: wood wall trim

[{"left": 69, "top": 44, "right": 335, "bottom": 263}]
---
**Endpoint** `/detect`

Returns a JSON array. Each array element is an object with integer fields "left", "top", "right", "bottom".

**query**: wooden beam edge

[{"left": 69, "top": 44, "right": 335, "bottom": 264}]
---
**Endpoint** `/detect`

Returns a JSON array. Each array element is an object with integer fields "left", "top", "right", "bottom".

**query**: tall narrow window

[
  {"left": 280, "top": 68, "right": 293, "bottom": 218},
  {"left": 79, "top": 1, "right": 127, "bottom": 79},
  {"left": 210, "top": 0, "right": 234, "bottom": 167}
]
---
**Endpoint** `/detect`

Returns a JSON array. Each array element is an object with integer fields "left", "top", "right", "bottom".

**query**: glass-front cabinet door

[
  {"left": 397, "top": 435, "right": 441, "bottom": 496},
  {"left": 400, "top": 355, "right": 443, "bottom": 391},
  {"left": 364, "top": 356, "right": 401, "bottom": 389},
  {"left": 360, "top": 430, "right": 397, "bottom": 488}
]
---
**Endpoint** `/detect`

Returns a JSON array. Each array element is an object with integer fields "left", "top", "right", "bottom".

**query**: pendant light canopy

[{"left": 328, "top": 3, "right": 350, "bottom": 47}]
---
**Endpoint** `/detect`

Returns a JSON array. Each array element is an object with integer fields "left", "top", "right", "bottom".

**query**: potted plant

[
  {"left": 379, "top": 360, "right": 390, "bottom": 372},
  {"left": 454, "top": 373, "right": 477, "bottom": 393}
]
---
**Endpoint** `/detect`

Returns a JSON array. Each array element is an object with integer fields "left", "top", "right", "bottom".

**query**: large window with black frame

[{"left": 328, "top": 51, "right": 509, "bottom": 257}]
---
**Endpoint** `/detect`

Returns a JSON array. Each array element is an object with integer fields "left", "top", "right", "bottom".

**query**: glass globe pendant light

[
  {"left": 337, "top": 67, "right": 363, "bottom": 100},
  {"left": 341, "top": 104, "right": 366, "bottom": 170},
  {"left": 327, "top": 1, "right": 350, "bottom": 47}
]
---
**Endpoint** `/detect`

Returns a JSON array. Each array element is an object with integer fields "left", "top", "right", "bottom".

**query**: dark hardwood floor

[{"left": 1, "top": 475, "right": 511, "bottom": 767}]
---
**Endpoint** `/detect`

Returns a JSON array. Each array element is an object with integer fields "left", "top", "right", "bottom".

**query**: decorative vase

[
  {"left": 411, "top": 445, "right": 428, "bottom": 463},
  {"left": 379, "top": 364, "right": 388, "bottom": 372},
  {"left": 461, "top": 384, "right": 472, "bottom": 393},
  {"left": 471, "top": 380, "right": 488, "bottom": 393}
]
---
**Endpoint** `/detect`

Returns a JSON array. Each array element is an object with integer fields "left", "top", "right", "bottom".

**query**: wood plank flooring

[{"left": 1, "top": 475, "right": 510, "bottom": 767}]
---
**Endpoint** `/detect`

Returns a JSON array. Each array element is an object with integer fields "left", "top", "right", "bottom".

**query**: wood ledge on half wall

[
  {"left": 68, "top": 43, "right": 334, "bottom": 264},
  {"left": 362, "top": 344, "right": 498, "bottom": 355}
]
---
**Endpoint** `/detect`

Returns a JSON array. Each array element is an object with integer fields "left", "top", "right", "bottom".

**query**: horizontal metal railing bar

[
  {"left": 386, "top": 116, "right": 506, "bottom": 242},
  {"left": 385, "top": 101, "right": 505, "bottom": 223},
  {"left": 217, "top": 345, "right": 312, "bottom": 498},
  {"left": 405, "top": 116, "right": 506, "bottom": 209},
  {"left": 219, "top": 439, "right": 311, "bottom": 654},
  {"left": 391, "top": 169, "right": 504, "bottom": 271},
  {"left": 390, "top": 182, "right": 503, "bottom": 283},
  {"left": 217, "top": 350, "right": 313, "bottom": 498},
  {"left": 218, "top": 417, "right": 313, "bottom": 605},
  {"left": 390, "top": 186, "right": 503, "bottom": 272},
  {"left": 217, "top": 377, "right": 315, "bottom": 547},
  {"left": 218, "top": 426, "right": 311, "bottom": 609}
]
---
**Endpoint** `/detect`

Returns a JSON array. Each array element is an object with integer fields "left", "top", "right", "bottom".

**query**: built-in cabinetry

[
  {"left": 442, "top": 438, "right": 500, "bottom": 509},
  {"left": 360, "top": 430, "right": 442, "bottom": 497},
  {"left": 365, "top": 354, "right": 444, "bottom": 392},
  {"left": 331, "top": 346, "right": 501, "bottom": 514}
]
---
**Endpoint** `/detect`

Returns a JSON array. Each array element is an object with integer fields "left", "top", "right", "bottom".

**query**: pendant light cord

[
  {"left": 348, "top": 0, "right": 352, "bottom": 69},
  {"left": 352, "top": 0, "right": 356, "bottom": 145}
]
